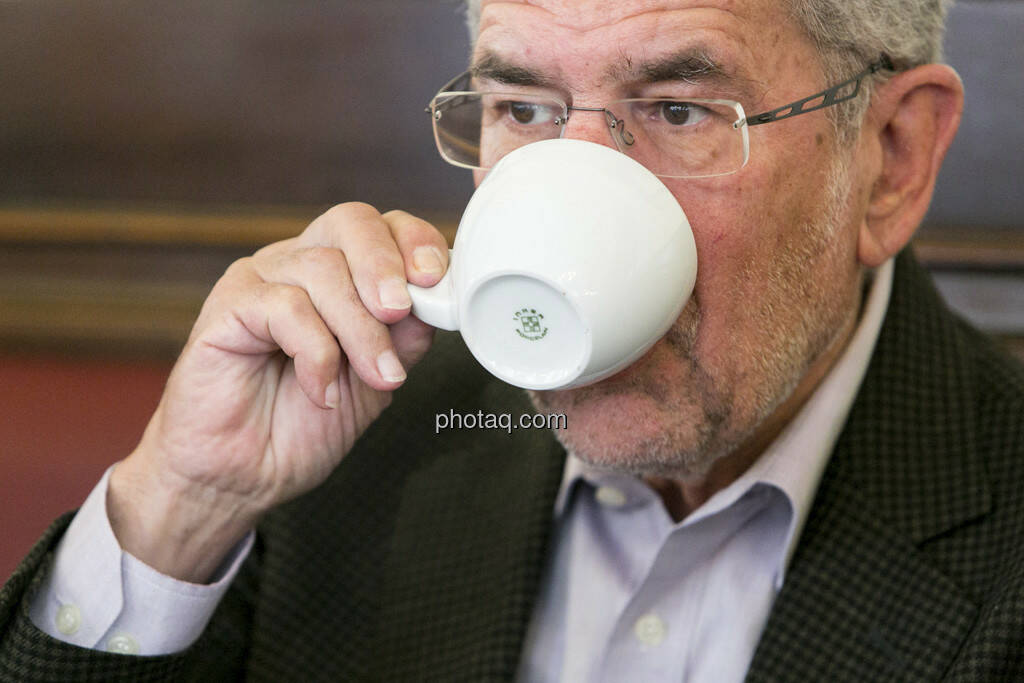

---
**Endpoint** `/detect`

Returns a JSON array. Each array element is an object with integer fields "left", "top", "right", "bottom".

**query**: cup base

[{"left": 463, "top": 274, "right": 591, "bottom": 390}]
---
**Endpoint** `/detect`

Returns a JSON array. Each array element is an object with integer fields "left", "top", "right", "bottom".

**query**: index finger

[
  {"left": 380, "top": 210, "right": 450, "bottom": 288},
  {"left": 299, "top": 203, "right": 412, "bottom": 324}
]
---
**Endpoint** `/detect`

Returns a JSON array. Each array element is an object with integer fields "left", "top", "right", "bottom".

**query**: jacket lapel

[
  {"left": 373, "top": 383, "right": 566, "bottom": 681},
  {"left": 746, "top": 250, "right": 992, "bottom": 680},
  {"left": 745, "top": 462, "right": 979, "bottom": 681}
]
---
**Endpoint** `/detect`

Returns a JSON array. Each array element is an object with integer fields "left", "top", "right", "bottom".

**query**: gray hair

[{"left": 461, "top": 0, "right": 953, "bottom": 144}]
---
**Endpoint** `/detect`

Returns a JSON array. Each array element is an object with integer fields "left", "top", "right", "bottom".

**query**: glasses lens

[
  {"left": 431, "top": 92, "right": 565, "bottom": 169},
  {"left": 605, "top": 99, "right": 747, "bottom": 178}
]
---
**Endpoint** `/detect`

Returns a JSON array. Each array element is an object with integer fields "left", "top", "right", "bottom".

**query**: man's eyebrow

[
  {"left": 613, "top": 48, "right": 731, "bottom": 87},
  {"left": 470, "top": 51, "right": 557, "bottom": 88}
]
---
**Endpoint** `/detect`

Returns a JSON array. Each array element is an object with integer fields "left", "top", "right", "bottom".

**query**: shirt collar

[{"left": 552, "top": 258, "right": 894, "bottom": 583}]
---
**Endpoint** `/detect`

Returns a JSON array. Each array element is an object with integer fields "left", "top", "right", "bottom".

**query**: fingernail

[
  {"left": 324, "top": 381, "right": 340, "bottom": 409},
  {"left": 412, "top": 246, "right": 445, "bottom": 275},
  {"left": 378, "top": 278, "right": 411, "bottom": 310},
  {"left": 376, "top": 350, "right": 407, "bottom": 383}
]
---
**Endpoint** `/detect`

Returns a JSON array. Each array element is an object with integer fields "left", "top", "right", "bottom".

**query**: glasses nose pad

[
  {"left": 559, "top": 108, "right": 621, "bottom": 151},
  {"left": 616, "top": 124, "right": 635, "bottom": 147},
  {"left": 602, "top": 110, "right": 635, "bottom": 148}
]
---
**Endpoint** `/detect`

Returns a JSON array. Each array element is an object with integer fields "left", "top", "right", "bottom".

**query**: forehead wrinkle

[
  {"left": 477, "top": 1, "right": 773, "bottom": 105},
  {"left": 480, "top": 0, "right": 740, "bottom": 35}
]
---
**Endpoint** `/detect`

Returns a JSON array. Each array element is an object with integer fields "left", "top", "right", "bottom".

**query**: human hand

[{"left": 108, "top": 204, "right": 448, "bottom": 582}]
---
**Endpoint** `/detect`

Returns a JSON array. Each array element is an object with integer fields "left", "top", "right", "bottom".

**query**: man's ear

[{"left": 858, "top": 64, "right": 964, "bottom": 267}]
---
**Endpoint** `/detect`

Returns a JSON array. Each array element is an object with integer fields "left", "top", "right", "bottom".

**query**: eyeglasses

[{"left": 427, "top": 55, "right": 893, "bottom": 179}]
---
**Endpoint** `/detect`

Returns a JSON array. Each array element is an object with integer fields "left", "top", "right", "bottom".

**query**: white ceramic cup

[{"left": 408, "top": 138, "right": 697, "bottom": 390}]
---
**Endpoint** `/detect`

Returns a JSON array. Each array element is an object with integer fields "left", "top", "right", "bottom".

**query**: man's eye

[
  {"left": 506, "top": 101, "right": 554, "bottom": 125},
  {"left": 659, "top": 101, "right": 709, "bottom": 126}
]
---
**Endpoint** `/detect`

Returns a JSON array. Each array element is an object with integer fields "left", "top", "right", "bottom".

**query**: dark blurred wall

[
  {"left": 0, "top": 0, "right": 475, "bottom": 211},
  {"left": 927, "top": 0, "right": 1024, "bottom": 232},
  {"left": 1, "top": 1, "right": 1021, "bottom": 226}
]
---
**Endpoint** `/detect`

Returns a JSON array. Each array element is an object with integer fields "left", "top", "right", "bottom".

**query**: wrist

[{"left": 108, "top": 456, "right": 259, "bottom": 583}]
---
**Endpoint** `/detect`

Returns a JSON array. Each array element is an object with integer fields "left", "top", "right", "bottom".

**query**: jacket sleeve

[{"left": 0, "top": 513, "right": 259, "bottom": 682}]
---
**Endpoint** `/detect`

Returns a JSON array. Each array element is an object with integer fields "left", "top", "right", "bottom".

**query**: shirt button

[
  {"left": 634, "top": 613, "right": 667, "bottom": 647},
  {"left": 55, "top": 604, "right": 81, "bottom": 635},
  {"left": 106, "top": 632, "right": 140, "bottom": 655},
  {"left": 595, "top": 486, "right": 627, "bottom": 507}
]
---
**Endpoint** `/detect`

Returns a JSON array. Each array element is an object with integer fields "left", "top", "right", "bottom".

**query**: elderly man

[{"left": 2, "top": 0, "right": 1022, "bottom": 680}]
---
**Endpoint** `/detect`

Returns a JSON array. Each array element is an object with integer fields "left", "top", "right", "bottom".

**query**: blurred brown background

[{"left": 2, "top": 1, "right": 1022, "bottom": 580}]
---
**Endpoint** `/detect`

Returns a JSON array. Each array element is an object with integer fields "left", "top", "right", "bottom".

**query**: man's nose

[{"left": 560, "top": 108, "right": 618, "bottom": 150}]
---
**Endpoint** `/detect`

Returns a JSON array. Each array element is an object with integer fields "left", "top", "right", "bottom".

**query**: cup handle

[{"left": 407, "top": 249, "right": 458, "bottom": 331}]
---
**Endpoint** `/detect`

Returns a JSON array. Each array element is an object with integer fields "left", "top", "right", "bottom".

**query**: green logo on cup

[{"left": 514, "top": 308, "right": 548, "bottom": 341}]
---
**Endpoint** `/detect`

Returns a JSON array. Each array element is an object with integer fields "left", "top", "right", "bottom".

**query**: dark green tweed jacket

[{"left": 2, "top": 250, "right": 1023, "bottom": 682}]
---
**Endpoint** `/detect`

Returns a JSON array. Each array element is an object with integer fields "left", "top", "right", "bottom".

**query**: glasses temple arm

[
  {"left": 742, "top": 54, "right": 895, "bottom": 127},
  {"left": 425, "top": 70, "right": 474, "bottom": 110}
]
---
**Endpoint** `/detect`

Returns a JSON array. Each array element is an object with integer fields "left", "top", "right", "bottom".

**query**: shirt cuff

[{"left": 28, "top": 464, "right": 254, "bottom": 655}]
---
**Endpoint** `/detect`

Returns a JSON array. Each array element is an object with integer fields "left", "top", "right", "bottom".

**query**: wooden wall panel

[
  {"left": 0, "top": 1, "right": 475, "bottom": 211},
  {"left": 1, "top": 2, "right": 1019, "bottom": 226},
  {"left": 0, "top": 1, "right": 1020, "bottom": 359}
]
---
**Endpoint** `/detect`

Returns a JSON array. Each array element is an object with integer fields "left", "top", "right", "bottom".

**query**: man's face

[{"left": 474, "top": 0, "right": 868, "bottom": 478}]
